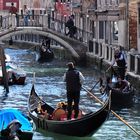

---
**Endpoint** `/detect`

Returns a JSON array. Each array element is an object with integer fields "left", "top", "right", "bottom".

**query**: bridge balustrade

[
  {"left": 1, "top": 15, "right": 94, "bottom": 44},
  {"left": 1, "top": 15, "right": 11, "bottom": 29}
]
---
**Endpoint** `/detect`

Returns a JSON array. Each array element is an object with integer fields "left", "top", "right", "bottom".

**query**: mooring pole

[{"left": 0, "top": 46, "right": 9, "bottom": 92}]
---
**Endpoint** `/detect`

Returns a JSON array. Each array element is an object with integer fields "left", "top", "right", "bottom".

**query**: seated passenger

[
  {"left": 52, "top": 101, "right": 83, "bottom": 121},
  {"left": 115, "top": 76, "right": 129, "bottom": 92},
  {"left": 37, "top": 101, "right": 48, "bottom": 119},
  {"left": 100, "top": 77, "right": 113, "bottom": 93},
  {"left": 52, "top": 102, "right": 67, "bottom": 121}
]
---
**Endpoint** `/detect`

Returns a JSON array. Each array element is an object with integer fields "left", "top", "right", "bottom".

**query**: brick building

[{"left": 75, "top": 0, "right": 140, "bottom": 53}]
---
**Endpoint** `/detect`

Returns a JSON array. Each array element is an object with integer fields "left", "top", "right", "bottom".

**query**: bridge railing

[
  {"left": 0, "top": 15, "right": 12, "bottom": 29},
  {"left": 0, "top": 14, "right": 94, "bottom": 44}
]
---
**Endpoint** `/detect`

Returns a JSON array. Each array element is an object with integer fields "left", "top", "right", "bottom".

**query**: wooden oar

[
  {"left": 105, "top": 66, "right": 112, "bottom": 73},
  {"left": 90, "top": 79, "right": 100, "bottom": 92},
  {"left": 82, "top": 86, "right": 140, "bottom": 137}
]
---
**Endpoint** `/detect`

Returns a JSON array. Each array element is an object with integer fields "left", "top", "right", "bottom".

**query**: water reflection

[{"left": 33, "top": 131, "right": 96, "bottom": 140}]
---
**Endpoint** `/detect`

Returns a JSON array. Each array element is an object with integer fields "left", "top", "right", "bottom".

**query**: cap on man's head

[{"left": 67, "top": 62, "right": 74, "bottom": 68}]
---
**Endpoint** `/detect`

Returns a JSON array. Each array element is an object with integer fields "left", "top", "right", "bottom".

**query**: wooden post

[{"left": 0, "top": 47, "right": 9, "bottom": 92}]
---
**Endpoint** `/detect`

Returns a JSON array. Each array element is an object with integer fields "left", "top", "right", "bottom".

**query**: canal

[{"left": 0, "top": 48, "right": 140, "bottom": 140}]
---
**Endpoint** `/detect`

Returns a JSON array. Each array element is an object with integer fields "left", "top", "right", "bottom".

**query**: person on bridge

[
  {"left": 114, "top": 76, "right": 129, "bottom": 92},
  {"left": 23, "top": 5, "right": 30, "bottom": 26},
  {"left": 9, "top": 2, "right": 19, "bottom": 26},
  {"left": 9, "top": 2, "right": 17, "bottom": 15},
  {"left": 65, "top": 15, "right": 77, "bottom": 38},
  {"left": 63, "top": 62, "right": 85, "bottom": 120}
]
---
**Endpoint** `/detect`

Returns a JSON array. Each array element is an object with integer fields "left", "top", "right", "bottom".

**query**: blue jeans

[{"left": 24, "top": 15, "right": 29, "bottom": 26}]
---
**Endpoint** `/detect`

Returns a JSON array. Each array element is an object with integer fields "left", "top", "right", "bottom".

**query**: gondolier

[
  {"left": 63, "top": 62, "right": 85, "bottom": 120},
  {"left": 111, "top": 47, "right": 127, "bottom": 80}
]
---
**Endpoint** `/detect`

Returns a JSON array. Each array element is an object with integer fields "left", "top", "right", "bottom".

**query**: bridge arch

[{"left": 0, "top": 27, "right": 81, "bottom": 60}]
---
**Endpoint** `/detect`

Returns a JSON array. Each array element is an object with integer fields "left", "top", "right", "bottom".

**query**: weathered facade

[{"left": 129, "top": 0, "right": 137, "bottom": 50}]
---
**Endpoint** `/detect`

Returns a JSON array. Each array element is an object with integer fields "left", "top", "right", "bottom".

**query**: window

[
  {"left": 90, "top": 20, "right": 95, "bottom": 38},
  {"left": 138, "top": 7, "right": 140, "bottom": 37},
  {"left": 99, "top": 21, "right": 104, "bottom": 39},
  {"left": 113, "top": 21, "right": 118, "bottom": 40}
]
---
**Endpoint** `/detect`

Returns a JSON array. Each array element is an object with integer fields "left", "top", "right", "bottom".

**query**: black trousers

[
  {"left": 117, "top": 67, "right": 126, "bottom": 80},
  {"left": 67, "top": 91, "right": 80, "bottom": 119}
]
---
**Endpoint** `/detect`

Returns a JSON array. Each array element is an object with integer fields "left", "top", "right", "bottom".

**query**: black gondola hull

[
  {"left": 30, "top": 107, "right": 109, "bottom": 137},
  {"left": 28, "top": 85, "right": 111, "bottom": 137},
  {"left": 111, "top": 89, "right": 134, "bottom": 107},
  {"left": 38, "top": 49, "right": 54, "bottom": 63}
]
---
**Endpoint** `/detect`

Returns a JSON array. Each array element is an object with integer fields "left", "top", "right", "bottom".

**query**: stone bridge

[{"left": 0, "top": 27, "right": 87, "bottom": 65}]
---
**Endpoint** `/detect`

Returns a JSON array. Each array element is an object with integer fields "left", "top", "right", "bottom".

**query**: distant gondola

[
  {"left": 38, "top": 37, "right": 54, "bottom": 63},
  {"left": 0, "top": 56, "right": 26, "bottom": 85},
  {"left": 111, "top": 86, "right": 134, "bottom": 107},
  {"left": 101, "top": 75, "right": 134, "bottom": 107},
  {"left": 28, "top": 84, "right": 111, "bottom": 137},
  {"left": 38, "top": 47, "right": 54, "bottom": 63}
]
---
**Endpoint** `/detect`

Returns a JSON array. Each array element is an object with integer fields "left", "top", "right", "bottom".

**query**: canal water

[{"left": 0, "top": 48, "right": 140, "bottom": 140}]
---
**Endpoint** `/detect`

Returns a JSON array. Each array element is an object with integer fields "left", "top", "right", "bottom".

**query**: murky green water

[{"left": 0, "top": 48, "right": 140, "bottom": 140}]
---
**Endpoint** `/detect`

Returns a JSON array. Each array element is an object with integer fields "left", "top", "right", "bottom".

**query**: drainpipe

[{"left": 126, "top": 0, "right": 129, "bottom": 51}]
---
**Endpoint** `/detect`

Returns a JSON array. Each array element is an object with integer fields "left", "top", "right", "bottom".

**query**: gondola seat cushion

[{"left": 60, "top": 110, "right": 82, "bottom": 121}]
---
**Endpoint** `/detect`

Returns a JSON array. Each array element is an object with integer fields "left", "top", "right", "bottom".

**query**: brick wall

[{"left": 129, "top": 0, "right": 137, "bottom": 49}]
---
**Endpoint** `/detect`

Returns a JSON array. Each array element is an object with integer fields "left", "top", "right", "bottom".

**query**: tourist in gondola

[
  {"left": 45, "top": 37, "right": 52, "bottom": 53},
  {"left": 63, "top": 62, "right": 85, "bottom": 120},
  {"left": 111, "top": 47, "right": 127, "bottom": 80},
  {"left": 114, "top": 76, "right": 129, "bottom": 92},
  {"left": 37, "top": 101, "right": 49, "bottom": 119},
  {"left": 104, "top": 77, "right": 113, "bottom": 93},
  {"left": 40, "top": 39, "right": 47, "bottom": 52}
]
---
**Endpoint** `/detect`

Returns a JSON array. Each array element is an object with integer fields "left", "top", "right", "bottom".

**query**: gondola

[
  {"left": 38, "top": 46, "right": 54, "bottom": 63},
  {"left": 111, "top": 85, "right": 134, "bottom": 107},
  {"left": 28, "top": 84, "right": 111, "bottom": 137},
  {"left": 101, "top": 75, "right": 134, "bottom": 107},
  {"left": 0, "top": 108, "right": 35, "bottom": 140},
  {"left": 0, "top": 60, "right": 26, "bottom": 85}
]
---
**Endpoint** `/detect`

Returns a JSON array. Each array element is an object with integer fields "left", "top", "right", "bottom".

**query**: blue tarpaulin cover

[{"left": 0, "top": 108, "right": 32, "bottom": 131}]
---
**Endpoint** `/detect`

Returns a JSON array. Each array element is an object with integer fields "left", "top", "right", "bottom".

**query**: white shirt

[{"left": 111, "top": 53, "right": 124, "bottom": 66}]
